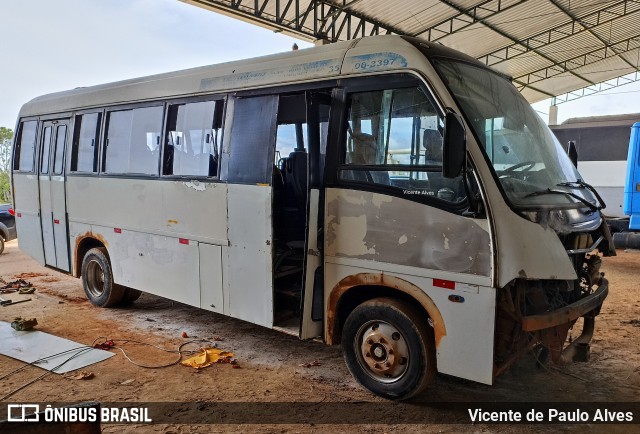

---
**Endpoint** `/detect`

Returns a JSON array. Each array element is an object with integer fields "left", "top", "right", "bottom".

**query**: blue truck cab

[{"left": 624, "top": 122, "right": 640, "bottom": 230}]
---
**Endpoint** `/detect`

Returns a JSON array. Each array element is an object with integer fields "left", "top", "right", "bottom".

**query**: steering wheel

[{"left": 499, "top": 161, "right": 536, "bottom": 177}]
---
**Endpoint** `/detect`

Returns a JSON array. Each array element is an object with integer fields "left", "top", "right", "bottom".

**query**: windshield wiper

[
  {"left": 523, "top": 188, "right": 600, "bottom": 212},
  {"left": 556, "top": 179, "right": 607, "bottom": 209}
]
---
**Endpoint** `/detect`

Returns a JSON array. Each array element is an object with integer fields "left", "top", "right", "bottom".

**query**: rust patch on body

[
  {"left": 521, "top": 280, "right": 608, "bottom": 331},
  {"left": 326, "top": 273, "right": 446, "bottom": 348},
  {"left": 74, "top": 231, "right": 110, "bottom": 277}
]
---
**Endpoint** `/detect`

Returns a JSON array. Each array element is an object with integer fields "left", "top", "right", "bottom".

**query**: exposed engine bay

[{"left": 493, "top": 214, "right": 614, "bottom": 377}]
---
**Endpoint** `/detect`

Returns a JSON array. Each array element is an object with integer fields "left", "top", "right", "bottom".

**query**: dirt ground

[{"left": 0, "top": 239, "right": 639, "bottom": 433}]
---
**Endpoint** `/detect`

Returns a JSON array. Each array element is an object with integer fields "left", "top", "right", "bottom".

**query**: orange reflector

[
  {"left": 179, "top": 238, "right": 189, "bottom": 245},
  {"left": 114, "top": 228, "right": 122, "bottom": 234}
]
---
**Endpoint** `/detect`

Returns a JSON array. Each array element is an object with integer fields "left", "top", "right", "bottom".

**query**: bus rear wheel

[
  {"left": 342, "top": 297, "right": 436, "bottom": 400},
  {"left": 81, "top": 247, "right": 125, "bottom": 307}
]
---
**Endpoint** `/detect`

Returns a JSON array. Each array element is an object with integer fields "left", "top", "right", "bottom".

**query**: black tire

[
  {"left": 342, "top": 297, "right": 436, "bottom": 400},
  {"left": 81, "top": 247, "right": 125, "bottom": 307},
  {"left": 0, "top": 236, "right": 4, "bottom": 255},
  {"left": 121, "top": 287, "right": 142, "bottom": 304}
]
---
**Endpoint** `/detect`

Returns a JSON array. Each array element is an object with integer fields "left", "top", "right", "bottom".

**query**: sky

[
  {"left": 0, "top": 0, "right": 312, "bottom": 129},
  {"left": 1, "top": 0, "right": 638, "bottom": 129},
  {"left": 531, "top": 77, "right": 640, "bottom": 125}
]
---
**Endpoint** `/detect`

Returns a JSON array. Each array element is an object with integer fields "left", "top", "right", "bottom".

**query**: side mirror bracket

[{"left": 567, "top": 140, "right": 578, "bottom": 168}]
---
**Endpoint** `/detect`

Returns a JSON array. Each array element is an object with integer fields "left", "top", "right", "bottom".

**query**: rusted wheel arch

[
  {"left": 326, "top": 273, "right": 446, "bottom": 348},
  {"left": 74, "top": 232, "right": 110, "bottom": 278}
]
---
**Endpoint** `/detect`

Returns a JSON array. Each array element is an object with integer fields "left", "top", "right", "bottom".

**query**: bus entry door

[
  {"left": 38, "top": 119, "right": 70, "bottom": 271},
  {"left": 300, "top": 93, "right": 331, "bottom": 339}
]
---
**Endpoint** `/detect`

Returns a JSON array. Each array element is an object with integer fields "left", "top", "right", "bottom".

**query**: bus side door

[
  {"left": 12, "top": 120, "right": 45, "bottom": 264},
  {"left": 300, "top": 92, "right": 331, "bottom": 339},
  {"left": 38, "top": 119, "right": 70, "bottom": 271}
]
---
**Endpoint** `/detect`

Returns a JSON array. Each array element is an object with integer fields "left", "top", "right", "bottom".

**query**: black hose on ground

[{"left": 613, "top": 231, "right": 640, "bottom": 250}]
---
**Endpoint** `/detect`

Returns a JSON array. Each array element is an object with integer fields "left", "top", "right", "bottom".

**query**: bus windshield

[{"left": 433, "top": 58, "right": 599, "bottom": 209}]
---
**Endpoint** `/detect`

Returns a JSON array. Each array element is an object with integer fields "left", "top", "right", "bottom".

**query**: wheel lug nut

[
  {"left": 367, "top": 339, "right": 373, "bottom": 345},
  {"left": 385, "top": 362, "right": 391, "bottom": 367},
  {"left": 374, "top": 363, "right": 380, "bottom": 369},
  {"left": 365, "top": 352, "right": 371, "bottom": 358},
  {"left": 388, "top": 349, "right": 393, "bottom": 355},
  {"left": 379, "top": 337, "right": 386, "bottom": 344}
]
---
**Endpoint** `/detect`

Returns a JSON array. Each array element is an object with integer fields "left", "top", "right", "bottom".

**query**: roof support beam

[
  {"left": 410, "top": 0, "right": 528, "bottom": 41},
  {"left": 515, "top": 34, "right": 640, "bottom": 88},
  {"left": 477, "top": 0, "right": 640, "bottom": 67},
  {"left": 548, "top": 0, "right": 638, "bottom": 71},
  {"left": 434, "top": 0, "right": 595, "bottom": 86},
  {"left": 552, "top": 71, "right": 640, "bottom": 104},
  {"left": 181, "top": 0, "right": 404, "bottom": 42}
]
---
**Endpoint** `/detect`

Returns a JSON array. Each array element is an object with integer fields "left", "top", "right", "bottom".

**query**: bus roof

[
  {"left": 18, "top": 35, "right": 496, "bottom": 120},
  {"left": 18, "top": 35, "right": 410, "bottom": 118}
]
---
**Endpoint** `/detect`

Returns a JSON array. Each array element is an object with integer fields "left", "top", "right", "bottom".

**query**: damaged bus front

[{"left": 421, "top": 41, "right": 613, "bottom": 374}]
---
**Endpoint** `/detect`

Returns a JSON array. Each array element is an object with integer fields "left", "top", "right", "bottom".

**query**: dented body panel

[
  {"left": 225, "top": 184, "right": 274, "bottom": 328},
  {"left": 325, "top": 189, "right": 492, "bottom": 277},
  {"left": 324, "top": 188, "right": 496, "bottom": 384},
  {"left": 66, "top": 176, "right": 229, "bottom": 245}
]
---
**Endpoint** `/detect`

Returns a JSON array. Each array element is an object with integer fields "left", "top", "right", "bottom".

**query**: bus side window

[
  {"left": 103, "top": 106, "right": 163, "bottom": 175},
  {"left": 71, "top": 113, "right": 101, "bottom": 173},
  {"left": 339, "top": 86, "right": 465, "bottom": 206},
  {"left": 275, "top": 93, "right": 308, "bottom": 212},
  {"left": 163, "top": 99, "right": 223, "bottom": 177},
  {"left": 226, "top": 95, "right": 278, "bottom": 185},
  {"left": 40, "top": 126, "right": 52, "bottom": 174},
  {"left": 13, "top": 120, "right": 38, "bottom": 172}
]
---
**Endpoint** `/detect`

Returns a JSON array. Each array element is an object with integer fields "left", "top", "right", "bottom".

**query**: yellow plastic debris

[{"left": 181, "top": 348, "right": 234, "bottom": 369}]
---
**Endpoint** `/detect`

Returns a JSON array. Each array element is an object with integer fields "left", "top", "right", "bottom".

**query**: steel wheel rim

[
  {"left": 86, "top": 259, "right": 106, "bottom": 298},
  {"left": 354, "top": 320, "right": 410, "bottom": 383}
]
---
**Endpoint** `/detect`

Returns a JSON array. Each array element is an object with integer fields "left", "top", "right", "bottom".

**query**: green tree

[{"left": 0, "top": 127, "right": 13, "bottom": 203}]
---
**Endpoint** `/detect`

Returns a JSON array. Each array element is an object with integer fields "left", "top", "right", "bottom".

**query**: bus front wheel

[
  {"left": 81, "top": 247, "right": 125, "bottom": 307},
  {"left": 342, "top": 297, "right": 436, "bottom": 400}
]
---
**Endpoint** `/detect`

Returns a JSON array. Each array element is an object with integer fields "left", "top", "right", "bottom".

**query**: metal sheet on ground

[{"left": 0, "top": 322, "right": 114, "bottom": 374}]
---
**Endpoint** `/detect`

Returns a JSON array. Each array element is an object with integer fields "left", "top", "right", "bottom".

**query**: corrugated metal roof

[
  {"left": 182, "top": 0, "right": 640, "bottom": 103},
  {"left": 437, "top": 23, "right": 513, "bottom": 57},
  {"left": 535, "top": 31, "right": 603, "bottom": 63},
  {"left": 484, "top": 0, "right": 568, "bottom": 41},
  {"left": 493, "top": 51, "right": 554, "bottom": 77}
]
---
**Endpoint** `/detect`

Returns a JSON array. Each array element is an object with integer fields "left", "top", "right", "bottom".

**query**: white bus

[
  {"left": 12, "top": 35, "right": 613, "bottom": 399},
  {"left": 550, "top": 113, "right": 640, "bottom": 221}
]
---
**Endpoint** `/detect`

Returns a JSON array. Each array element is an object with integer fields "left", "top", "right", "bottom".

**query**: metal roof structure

[{"left": 180, "top": 0, "right": 640, "bottom": 103}]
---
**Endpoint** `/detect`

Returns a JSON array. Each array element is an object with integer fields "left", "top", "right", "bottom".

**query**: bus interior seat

[
  {"left": 273, "top": 150, "right": 307, "bottom": 280},
  {"left": 343, "top": 132, "right": 390, "bottom": 185},
  {"left": 423, "top": 128, "right": 464, "bottom": 200},
  {"left": 423, "top": 129, "right": 442, "bottom": 164},
  {"left": 286, "top": 149, "right": 308, "bottom": 213}
]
